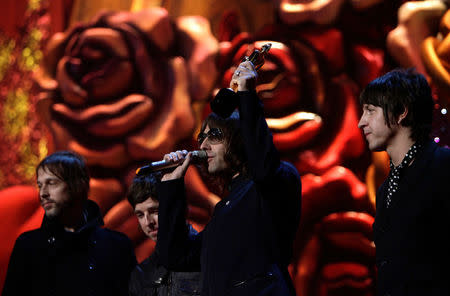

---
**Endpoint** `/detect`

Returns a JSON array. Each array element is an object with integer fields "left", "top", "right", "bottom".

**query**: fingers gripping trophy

[{"left": 211, "top": 43, "right": 272, "bottom": 118}]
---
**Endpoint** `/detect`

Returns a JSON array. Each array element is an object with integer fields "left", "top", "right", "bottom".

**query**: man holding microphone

[{"left": 154, "top": 60, "right": 302, "bottom": 296}]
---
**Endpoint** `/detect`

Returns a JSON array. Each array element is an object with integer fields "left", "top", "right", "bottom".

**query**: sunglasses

[{"left": 197, "top": 128, "right": 224, "bottom": 145}]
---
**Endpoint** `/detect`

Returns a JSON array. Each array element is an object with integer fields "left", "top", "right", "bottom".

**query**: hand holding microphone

[{"left": 136, "top": 150, "right": 207, "bottom": 181}]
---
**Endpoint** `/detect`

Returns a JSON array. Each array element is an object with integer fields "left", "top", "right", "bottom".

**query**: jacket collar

[{"left": 41, "top": 199, "right": 104, "bottom": 234}]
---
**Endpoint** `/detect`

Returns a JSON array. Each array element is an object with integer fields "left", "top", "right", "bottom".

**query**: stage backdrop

[{"left": 0, "top": 0, "right": 449, "bottom": 295}]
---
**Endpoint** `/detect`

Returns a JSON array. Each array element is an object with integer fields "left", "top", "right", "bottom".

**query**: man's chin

[
  {"left": 44, "top": 210, "right": 59, "bottom": 219},
  {"left": 368, "top": 142, "right": 384, "bottom": 152},
  {"left": 208, "top": 165, "right": 226, "bottom": 175}
]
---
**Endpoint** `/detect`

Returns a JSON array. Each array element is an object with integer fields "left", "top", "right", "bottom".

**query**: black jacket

[
  {"left": 129, "top": 226, "right": 200, "bottom": 296},
  {"left": 128, "top": 253, "right": 200, "bottom": 296},
  {"left": 373, "top": 141, "right": 450, "bottom": 296},
  {"left": 157, "top": 91, "right": 302, "bottom": 296},
  {"left": 2, "top": 200, "right": 136, "bottom": 296}
]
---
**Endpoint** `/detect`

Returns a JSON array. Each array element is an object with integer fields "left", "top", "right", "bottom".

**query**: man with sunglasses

[{"left": 155, "top": 60, "right": 302, "bottom": 296}]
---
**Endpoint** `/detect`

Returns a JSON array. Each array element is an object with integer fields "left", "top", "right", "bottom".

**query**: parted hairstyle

[
  {"left": 36, "top": 151, "right": 90, "bottom": 201},
  {"left": 359, "top": 68, "right": 433, "bottom": 142},
  {"left": 200, "top": 111, "right": 248, "bottom": 177},
  {"left": 127, "top": 173, "right": 159, "bottom": 209}
]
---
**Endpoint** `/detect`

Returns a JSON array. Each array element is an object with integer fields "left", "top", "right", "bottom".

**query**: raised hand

[{"left": 230, "top": 61, "right": 257, "bottom": 92}]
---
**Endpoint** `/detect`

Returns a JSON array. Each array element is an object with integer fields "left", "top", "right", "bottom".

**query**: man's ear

[{"left": 397, "top": 106, "right": 408, "bottom": 124}]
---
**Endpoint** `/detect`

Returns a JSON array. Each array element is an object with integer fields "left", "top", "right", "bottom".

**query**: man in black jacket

[
  {"left": 2, "top": 151, "right": 136, "bottom": 296},
  {"left": 127, "top": 174, "right": 200, "bottom": 296},
  {"left": 358, "top": 69, "right": 450, "bottom": 296},
  {"left": 156, "top": 61, "right": 302, "bottom": 296}
]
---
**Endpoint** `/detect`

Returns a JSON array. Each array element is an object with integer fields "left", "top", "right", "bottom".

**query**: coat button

[{"left": 47, "top": 237, "right": 56, "bottom": 244}]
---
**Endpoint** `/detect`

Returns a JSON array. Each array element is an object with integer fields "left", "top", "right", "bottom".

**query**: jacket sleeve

[
  {"left": 237, "top": 90, "right": 301, "bottom": 203},
  {"left": 237, "top": 90, "right": 280, "bottom": 183},
  {"left": 128, "top": 266, "right": 143, "bottom": 296},
  {"left": 436, "top": 147, "right": 450, "bottom": 210},
  {"left": 2, "top": 235, "right": 30, "bottom": 296},
  {"left": 121, "top": 237, "right": 137, "bottom": 296},
  {"left": 155, "top": 178, "right": 202, "bottom": 271},
  {"left": 237, "top": 90, "right": 302, "bottom": 264}
]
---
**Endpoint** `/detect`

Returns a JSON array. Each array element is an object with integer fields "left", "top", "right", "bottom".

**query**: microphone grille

[{"left": 192, "top": 150, "right": 207, "bottom": 159}]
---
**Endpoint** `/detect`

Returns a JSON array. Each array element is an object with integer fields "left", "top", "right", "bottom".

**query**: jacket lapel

[
  {"left": 387, "top": 141, "right": 436, "bottom": 212},
  {"left": 373, "top": 179, "right": 390, "bottom": 238},
  {"left": 374, "top": 141, "right": 437, "bottom": 237}
]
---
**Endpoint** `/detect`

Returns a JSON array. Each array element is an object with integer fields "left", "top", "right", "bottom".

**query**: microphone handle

[
  {"left": 146, "top": 159, "right": 183, "bottom": 172},
  {"left": 136, "top": 151, "right": 206, "bottom": 175}
]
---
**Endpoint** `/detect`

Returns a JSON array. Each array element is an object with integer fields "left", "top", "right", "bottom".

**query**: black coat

[
  {"left": 129, "top": 226, "right": 200, "bottom": 296},
  {"left": 373, "top": 141, "right": 450, "bottom": 296},
  {"left": 2, "top": 200, "right": 136, "bottom": 296},
  {"left": 157, "top": 91, "right": 302, "bottom": 296}
]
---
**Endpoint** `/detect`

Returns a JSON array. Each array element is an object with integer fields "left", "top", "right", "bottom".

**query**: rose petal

[
  {"left": 86, "top": 100, "right": 153, "bottom": 137},
  {"left": 300, "top": 166, "right": 367, "bottom": 226},
  {"left": 278, "top": 0, "right": 346, "bottom": 25},
  {"left": 386, "top": 0, "right": 446, "bottom": 73},
  {"left": 89, "top": 178, "right": 124, "bottom": 214},
  {"left": 52, "top": 94, "right": 152, "bottom": 123},
  {"left": 127, "top": 57, "right": 195, "bottom": 160},
  {"left": 270, "top": 113, "right": 323, "bottom": 151},
  {"left": 295, "top": 81, "right": 364, "bottom": 174},
  {"left": 34, "top": 32, "right": 66, "bottom": 91},
  {"left": 68, "top": 140, "right": 131, "bottom": 168},
  {"left": 176, "top": 16, "right": 219, "bottom": 101},
  {"left": 76, "top": 27, "right": 129, "bottom": 58},
  {"left": 422, "top": 36, "right": 450, "bottom": 104},
  {"left": 56, "top": 57, "right": 88, "bottom": 106}
]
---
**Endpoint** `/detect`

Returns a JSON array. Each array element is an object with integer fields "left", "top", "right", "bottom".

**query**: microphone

[{"left": 135, "top": 150, "right": 207, "bottom": 176}]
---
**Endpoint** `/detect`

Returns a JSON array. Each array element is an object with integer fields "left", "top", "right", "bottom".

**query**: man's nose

[
  {"left": 199, "top": 138, "right": 209, "bottom": 150},
  {"left": 144, "top": 213, "right": 155, "bottom": 226},
  {"left": 39, "top": 185, "right": 49, "bottom": 197},
  {"left": 357, "top": 114, "right": 366, "bottom": 129}
]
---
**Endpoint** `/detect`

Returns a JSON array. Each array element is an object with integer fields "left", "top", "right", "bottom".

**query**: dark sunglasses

[{"left": 197, "top": 128, "right": 224, "bottom": 145}]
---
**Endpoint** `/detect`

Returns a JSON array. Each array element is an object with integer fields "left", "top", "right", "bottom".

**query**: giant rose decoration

[{"left": 31, "top": 7, "right": 219, "bottom": 257}]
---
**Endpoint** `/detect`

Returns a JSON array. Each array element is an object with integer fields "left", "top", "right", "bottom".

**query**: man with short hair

[
  {"left": 156, "top": 61, "right": 302, "bottom": 296},
  {"left": 2, "top": 151, "right": 136, "bottom": 296},
  {"left": 127, "top": 174, "right": 200, "bottom": 296},
  {"left": 358, "top": 69, "right": 450, "bottom": 295}
]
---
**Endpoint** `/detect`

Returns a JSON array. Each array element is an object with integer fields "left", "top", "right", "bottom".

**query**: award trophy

[{"left": 210, "top": 43, "right": 272, "bottom": 118}]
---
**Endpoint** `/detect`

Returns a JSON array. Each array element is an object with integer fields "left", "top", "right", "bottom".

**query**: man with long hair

[{"left": 155, "top": 60, "right": 302, "bottom": 296}]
